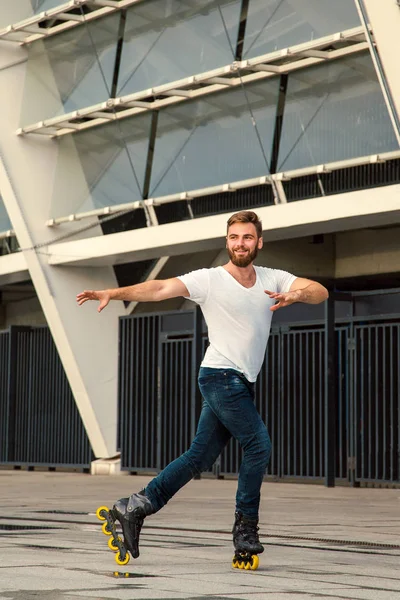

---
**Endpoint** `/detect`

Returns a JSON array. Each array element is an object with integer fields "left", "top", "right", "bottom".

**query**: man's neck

[{"left": 223, "top": 261, "right": 256, "bottom": 282}]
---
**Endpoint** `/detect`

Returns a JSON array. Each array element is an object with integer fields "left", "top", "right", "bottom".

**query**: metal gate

[
  {"left": 118, "top": 311, "right": 400, "bottom": 485},
  {"left": 0, "top": 330, "right": 10, "bottom": 463},
  {"left": 217, "top": 333, "right": 281, "bottom": 478},
  {"left": 0, "top": 326, "right": 92, "bottom": 468},
  {"left": 352, "top": 323, "right": 400, "bottom": 484},
  {"left": 119, "top": 311, "right": 199, "bottom": 472},
  {"left": 279, "top": 328, "right": 326, "bottom": 480},
  {"left": 118, "top": 314, "right": 160, "bottom": 471},
  {"left": 159, "top": 337, "right": 195, "bottom": 469},
  {"left": 217, "top": 327, "right": 350, "bottom": 482}
]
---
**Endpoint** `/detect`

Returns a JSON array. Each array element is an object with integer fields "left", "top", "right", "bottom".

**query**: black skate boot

[
  {"left": 232, "top": 511, "right": 263, "bottom": 570},
  {"left": 112, "top": 490, "right": 155, "bottom": 559},
  {"left": 96, "top": 490, "right": 154, "bottom": 565}
]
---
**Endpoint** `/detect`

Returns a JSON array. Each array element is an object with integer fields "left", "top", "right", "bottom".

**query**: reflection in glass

[
  {"left": 244, "top": 0, "right": 360, "bottom": 59},
  {"left": 52, "top": 114, "right": 152, "bottom": 218},
  {"left": 0, "top": 197, "right": 12, "bottom": 233},
  {"left": 31, "top": 0, "right": 64, "bottom": 13},
  {"left": 150, "top": 80, "right": 279, "bottom": 197},
  {"left": 117, "top": 0, "right": 241, "bottom": 97},
  {"left": 278, "top": 54, "right": 399, "bottom": 172},
  {"left": 21, "top": 13, "right": 119, "bottom": 125}
]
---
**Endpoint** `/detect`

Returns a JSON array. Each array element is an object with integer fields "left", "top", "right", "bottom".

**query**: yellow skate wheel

[
  {"left": 114, "top": 571, "right": 120, "bottom": 577},
  {"left": 245, "top": 562, "right": 251, "bottom": 570},
  {"left": 250, "top": 555, "right": 259, "bottom": 570},
  {"left": 232, "top": 560, "right": 238, "bottom": 568},
  {"left": 96, "top": 506, "right": 109, "bottom": 521},
  {"left": 101, "top": 522, "right": 112, "bottom": 536},
  {"left": 108, "top": 537, "right": 121, "bottom": 552},
  {"left": 238, "top": 561, "right": 245, "bottom": 569},
  {"left": 115, "top": 552, "right": 130, "bottom": 566}
]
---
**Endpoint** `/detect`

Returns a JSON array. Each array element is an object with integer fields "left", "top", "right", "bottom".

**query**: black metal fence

[
  {"left": 119, "top": 310, "right": 400, "bottom": 486},
  {"left": 119, "top": 311, "right": 198, "bottom": 472},
  {"left": 353, "top": 323, "right": 400, "bottom": 483},
  {"left": 1, "top": 307, "right": 398, "bottom": 484},
  {"left": 0, "top": 326, "right": 92, "bottom": 468}
]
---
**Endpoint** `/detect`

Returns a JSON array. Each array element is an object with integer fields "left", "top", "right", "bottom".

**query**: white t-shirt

[{"left": 178, "top": 266, "right": 296, "bottom": 382}]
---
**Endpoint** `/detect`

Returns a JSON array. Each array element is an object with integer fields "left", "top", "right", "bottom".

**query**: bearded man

[{"left": 77, "top": 210, "right": 328, "bottom": 568}]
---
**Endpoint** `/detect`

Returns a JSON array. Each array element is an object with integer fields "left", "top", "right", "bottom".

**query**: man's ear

[{"left": 258, "top": 237, "right": 263, "bottom": 249}]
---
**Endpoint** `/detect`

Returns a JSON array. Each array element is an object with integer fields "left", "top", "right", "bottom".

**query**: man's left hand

[{"left": 265, "top": 289, "right": 301, "bottom": 312}]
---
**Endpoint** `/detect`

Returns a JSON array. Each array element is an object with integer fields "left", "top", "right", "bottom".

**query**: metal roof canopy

[
  {"left": 17, "top": 26, "right": 368, "bottom": 138},
  {"left": 45, "top": 149, "right": 400, "bottom": 228},
  {"left": 0, "top": 0, "right": 147, "bottom": 45}
]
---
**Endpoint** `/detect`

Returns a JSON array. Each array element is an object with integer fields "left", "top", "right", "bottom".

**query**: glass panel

[
  {"left": 51, "top": 114, "right": 152, "bottom": 218},
  {"left": 0, "top": 1, "right": 109, "bottom": 28},
  {"left": 278, "top": 53, "right": 399, "bottom": 172},
  {"left": 117, "top": 0, "right": 241, "bottom": 97},
  {"left": 31, "top": 0, "right": 64, "bottom": 12},
  {"left": 150, "top": 80, "right": 279, "bottom": 197},
  {"left": 20, "top": 13, "right": 120, "bottom": 125},
  {"left": 0, "top": 197, "right": 12, "bottom": 234},
  {"left": 244, "top": 0, "right": 360, "bottom": 59}
]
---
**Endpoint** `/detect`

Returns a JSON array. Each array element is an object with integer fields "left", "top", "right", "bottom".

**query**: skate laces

[{"left": 238, "top": 520, "right": 260, "bottom": 543}]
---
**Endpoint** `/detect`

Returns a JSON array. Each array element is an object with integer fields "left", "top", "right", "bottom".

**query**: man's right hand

[{"left": 76, "top": 290, "right": 111, "bottom": 313}]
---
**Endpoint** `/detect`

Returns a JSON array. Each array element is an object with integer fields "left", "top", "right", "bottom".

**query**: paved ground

[{"left": 0, "top": 470, "right": 400, "bottom": 600}]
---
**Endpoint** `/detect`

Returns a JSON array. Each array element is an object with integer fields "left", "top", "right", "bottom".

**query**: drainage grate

[
  {"left": 0, "top": 524, "right": 62, "bottom": 531},
  {"left": 34, "top": 510, "right": 88, "bottom": 515}
]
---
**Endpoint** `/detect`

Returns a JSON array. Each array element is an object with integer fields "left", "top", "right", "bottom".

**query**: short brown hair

[{"left": 227, "top": 211, "right": 262, "bottom": 238}]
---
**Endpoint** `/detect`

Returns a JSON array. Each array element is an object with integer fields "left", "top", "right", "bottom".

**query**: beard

[{"left": 227, "top": 245, "right": 259, "bottom": 267}]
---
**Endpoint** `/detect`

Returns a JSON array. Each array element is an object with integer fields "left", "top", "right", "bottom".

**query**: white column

[
  {"left": 357, "top": 0, "right": 400, "bottom": 144},
  {"left": 0, "top": 33, "right": 125, "bottom": 458}
]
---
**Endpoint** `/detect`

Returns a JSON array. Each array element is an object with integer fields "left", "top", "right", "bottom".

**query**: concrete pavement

[{"left": 0, "top": 470, "right": 400, "bottom": 600}]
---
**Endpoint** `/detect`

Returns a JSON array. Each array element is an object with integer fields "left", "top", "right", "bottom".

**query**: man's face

[{"left": 226, "top": 222, "right": 263, "bottom": 267}]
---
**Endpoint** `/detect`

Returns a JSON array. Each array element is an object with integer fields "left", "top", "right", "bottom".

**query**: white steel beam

[
  {"left": 0, "top": 0, "right": 148, "bottom": 45},
  {"left": 0, "top": 44, "right": 127, "bottom": 458},
  {"left": 16, "top": 27, "right": 368, "bottom": 138},
  {"left": 356, "top": 0, "right": 400, "bottom": 146},
  {"left": 45, "top": 149, "right": 400, "bottom": 228},
  {"left": 0, "top": 252, "right": 28, "bottom": 287},
  {"left": 47, "top": 184, "right": 400, "bottom": 268}
]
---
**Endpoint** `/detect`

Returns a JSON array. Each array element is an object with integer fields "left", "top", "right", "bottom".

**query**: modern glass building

[{"left": 0, "top": 0, "right": 399, "bottom": 469}]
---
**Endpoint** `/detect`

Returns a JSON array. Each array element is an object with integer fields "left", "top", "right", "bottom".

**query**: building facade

[{"left": 0, "top": 0, "right": 399, "bottom": 466}]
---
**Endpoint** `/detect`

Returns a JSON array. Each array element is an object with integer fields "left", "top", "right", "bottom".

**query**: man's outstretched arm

[
  {"left": 76, "top": 278, "right": 189, "bottom": 313},
  {"left": 265, "top": 277, "right": 329, "bottom": 312}
]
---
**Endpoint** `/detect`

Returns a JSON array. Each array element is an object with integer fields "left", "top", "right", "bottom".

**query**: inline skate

[
  {"left": 96, "top": 490, "right": 154, "bottom": 566},
  {"left": 231, "top": 511, "right": 263, "bottom": 570}
]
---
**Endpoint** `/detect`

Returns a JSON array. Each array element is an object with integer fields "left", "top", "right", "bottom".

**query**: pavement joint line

[{"left": 1, "top": 515, "right": 399, "bottom": 550}]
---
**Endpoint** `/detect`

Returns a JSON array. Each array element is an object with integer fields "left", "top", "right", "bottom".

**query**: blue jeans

[{"left": 145, "top": 367, "right": 271, "bottom": 519}]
